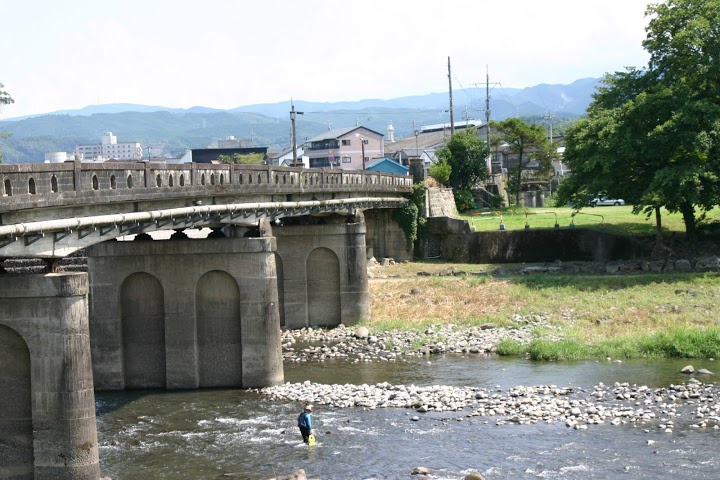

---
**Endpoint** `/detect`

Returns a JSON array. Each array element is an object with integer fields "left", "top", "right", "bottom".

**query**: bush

[
  {"left": 453, "top": 188, "right": 476, "bottom": 212},
  {"left": 428, "top": 159, "right": 451, "bottom": 185}
]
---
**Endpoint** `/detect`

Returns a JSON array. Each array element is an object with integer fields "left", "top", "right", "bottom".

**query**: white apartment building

[{"left": 74, "top": 132, "right": 143, "bottom": 161}]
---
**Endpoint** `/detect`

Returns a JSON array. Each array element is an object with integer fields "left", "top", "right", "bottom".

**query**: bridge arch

[
  {"left": 92, "top": 174, "right": 99, "bottom": 190},
  {"left": 306, "top": 247, "right": 341, "bottom": 327},
  {"left": 110, "top": 174, "right": 116, "bottom": 190},
  {"left": 121, "top": 272, "right": 166, "bottom": 389},
  {"left": 0, "top": 325, "right": 33, "bottom": 478},
  {"left": 51, "top": 174, "right": 59, "bottom": 193},
  {"left": 28, "top": 177, "right": 36, "bottom": 194},
  {"left": 127, "top": 174, "right": 133, "bottom": 188},
  {"left": 195, "top": 270, "right": 242, "bottom": 387}
]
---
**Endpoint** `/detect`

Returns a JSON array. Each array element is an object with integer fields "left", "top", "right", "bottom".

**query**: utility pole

[
  {"left": 474, "top": 66, "right": 501, "bottom": 174},
  {"left": 448, "top": 56, "right": 455, "bottom": 134},
  {"left": 290, "top": 100, "right": 303, "bottom": 167}
]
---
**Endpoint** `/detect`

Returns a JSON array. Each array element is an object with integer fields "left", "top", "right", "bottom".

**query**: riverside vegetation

[{"left": 363, "top": 260, "right": 720, "bottom": 362}]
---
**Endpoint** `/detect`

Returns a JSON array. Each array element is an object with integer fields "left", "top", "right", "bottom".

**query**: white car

[{"left": 591, "top": 195, "right": 625, "bottom": 206}]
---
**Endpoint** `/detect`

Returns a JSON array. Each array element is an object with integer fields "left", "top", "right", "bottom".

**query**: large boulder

[{"left": 695, "top": 256, "right": 720, "bottom": 270}]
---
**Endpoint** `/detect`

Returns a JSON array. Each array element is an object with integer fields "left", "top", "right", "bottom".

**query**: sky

[{"left": 0, "top": 0, "right": 653, "bottom": 120}]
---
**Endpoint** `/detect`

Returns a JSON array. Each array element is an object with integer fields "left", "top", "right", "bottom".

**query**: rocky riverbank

[
  {"left": 271, "top": 321, "right": 720, "bottom": 434},
  {"left": 262, "top": 378, "right": 720, "bottom": 432},
  {"left": 281, "top": 315, "right": 561, "bottom": 363}
]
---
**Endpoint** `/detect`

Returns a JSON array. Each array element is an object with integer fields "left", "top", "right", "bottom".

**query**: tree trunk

[
  {"left": 654, "top": 206, "right": 663, "bottom": 245},
  {"left": 680, "top": 201, "right": 697, "bottom": 246}
]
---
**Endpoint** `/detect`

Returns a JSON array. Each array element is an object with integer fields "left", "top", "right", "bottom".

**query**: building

[
  {"left": 181, "top": 147, "right": 269, "bottom": 164},
  {"left": 74, "top": 132, "right": 143, "bottom": 162},
  {"left": 366, "top": 157, "right": 409, "bottom": 175},
  {"left": 267, "top": 146, "right": 305, "bottom": 166},
  {"left": 304, "top": 126, "right": 384, "bottom": 169}
]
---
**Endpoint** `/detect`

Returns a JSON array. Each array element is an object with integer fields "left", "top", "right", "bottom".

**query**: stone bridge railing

[
  {"left": 0, "top": 161, "right": 412, "bottom": 258},
  {"left": 0, "top": 161, "right": 412, "bottom": 214}
]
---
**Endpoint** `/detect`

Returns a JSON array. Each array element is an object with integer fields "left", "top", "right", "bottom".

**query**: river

[{"left": 96, "top": 355, "right": 720, "bottom": 479}]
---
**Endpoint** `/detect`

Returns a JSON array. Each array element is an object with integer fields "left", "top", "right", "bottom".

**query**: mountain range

[{"left": 0, "top": 78, "right": 601, "bottom": 164}]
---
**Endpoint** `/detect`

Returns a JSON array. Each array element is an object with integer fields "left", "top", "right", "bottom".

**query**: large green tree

[
  {"left": 436, "top": 127, "right": 490, "bottom": 192},
  {"left": 490, "top": 118, "right": 554, "bottom": 206},
  {"left": 559, "top": 0, "right": 720, "bottom": 243},
  {"left": 0, "top": 83, "right": 14, "bottom": 164}
]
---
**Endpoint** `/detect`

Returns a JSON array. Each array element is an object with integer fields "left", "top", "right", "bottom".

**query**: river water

[{"left": 96, "top": 355, "right": 720, "bottom": 479}]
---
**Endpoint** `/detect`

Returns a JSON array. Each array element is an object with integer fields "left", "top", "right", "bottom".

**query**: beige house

[{"left": 304, "top": 126, "right": 383, "bottom": 169}]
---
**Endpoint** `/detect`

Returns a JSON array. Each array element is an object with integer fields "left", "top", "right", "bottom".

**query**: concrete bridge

[{"left": 0, "top": 161, "right": 412, "bottom": 479}]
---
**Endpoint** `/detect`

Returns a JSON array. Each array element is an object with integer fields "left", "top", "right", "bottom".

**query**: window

[
  {"left": 341, "top": 140, "right": 350, "bottom": 146},
  {"left": 342, "top": 157, "right": 351, "bottom": 163}
]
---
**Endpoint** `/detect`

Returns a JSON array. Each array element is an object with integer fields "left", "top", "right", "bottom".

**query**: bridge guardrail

[{"left": 0, "top": 161, "right": 413, "bottom": 213}]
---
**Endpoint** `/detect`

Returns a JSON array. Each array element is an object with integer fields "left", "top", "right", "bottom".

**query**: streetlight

[
  {"left": 290, "top": 101, "right": 304, "bottom": 167},
  {"left": 355, "top": 133, "right": 366, "bottom": 170}
]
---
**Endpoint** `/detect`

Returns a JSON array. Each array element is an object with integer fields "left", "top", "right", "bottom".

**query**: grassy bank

[
  {"left": 367, "top": 261, "right": 720, "bottom": 360},
  {"left": 462, "top": 205, "right": 720, "bottom": 235}
]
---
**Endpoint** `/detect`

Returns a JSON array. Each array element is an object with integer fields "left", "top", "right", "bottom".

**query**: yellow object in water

[{"left": 308, "top": 434, "right": 316, "bottom": 446}]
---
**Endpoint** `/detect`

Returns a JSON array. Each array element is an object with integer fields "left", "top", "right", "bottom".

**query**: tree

[
  {"left": 217, "top": 153, "right": 265, "bottom": 165},
  {"left": 0, "top": 83, "right": 14, "bottom": 164},
  {"left": 435, "top": 127, "right": 489, "bottom": 190},
  {"left": 490, "top": 118, "right": 554, "bottom": 206},
  {"left": 558, "top": 0, "right": 720, "bottom": 244}
]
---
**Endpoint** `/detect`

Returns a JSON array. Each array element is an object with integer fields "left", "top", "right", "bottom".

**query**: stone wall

[
  {"left": 426, "top": 187, "right": 458, "bottom": 218},
  {"left": 419, "top": 218, "right": 650, "bottom": 263},
  {"left": 0, "top": 273, "right": 100, "bottom": 480}
]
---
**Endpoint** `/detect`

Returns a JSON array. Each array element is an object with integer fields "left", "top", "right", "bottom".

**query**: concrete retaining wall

[
  {"left": 0, "top": 273, "right": 100, "bottom": 480},
  {"left": 87, "top": 237, "right": 283, "bottom": 391},
  {"left": 419, "top": 217, "right": 648, "bottom": 263}
]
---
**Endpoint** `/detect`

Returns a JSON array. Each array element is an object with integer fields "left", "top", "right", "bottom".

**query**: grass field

[
  {"left": 368, "top": 261, "right": 720, "bottom": 360},
  {"left": 462, "top": 205, "right": 720, "bottom": 235}
]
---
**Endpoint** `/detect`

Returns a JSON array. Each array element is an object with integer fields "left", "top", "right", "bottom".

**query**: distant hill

[{"left": 0, "top": 78, "right": 600, "bottom": 164}]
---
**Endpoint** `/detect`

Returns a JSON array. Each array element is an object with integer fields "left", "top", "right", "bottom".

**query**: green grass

[
  {"left": 462, "top": 205, "right": 720, "bottom": 235},
  {"left": 497, "top": 326, "right": 720, "bottom": 360}
]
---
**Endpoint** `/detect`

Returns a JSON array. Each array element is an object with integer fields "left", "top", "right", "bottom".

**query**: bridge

[{"left": 0, "top": 161, "right": 412, "bottom": 479}]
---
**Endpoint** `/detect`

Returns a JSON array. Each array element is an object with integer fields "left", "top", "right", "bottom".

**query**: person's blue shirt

[{"left": 298, "top": 411, "right": 312, "bottom": 430}]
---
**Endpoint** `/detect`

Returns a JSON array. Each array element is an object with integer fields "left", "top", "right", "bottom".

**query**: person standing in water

[{"left": 297, "top": 405, "right": 314, "bottom": 444}]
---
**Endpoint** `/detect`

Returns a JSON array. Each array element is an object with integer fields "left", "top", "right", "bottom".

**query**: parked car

[{"left": 590, "top": 195, "right": 625, "bottom": 206}]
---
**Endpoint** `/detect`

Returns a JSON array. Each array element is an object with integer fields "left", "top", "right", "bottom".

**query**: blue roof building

[{"left": 366, "top": 157, "right": 409, "bottom": 175}]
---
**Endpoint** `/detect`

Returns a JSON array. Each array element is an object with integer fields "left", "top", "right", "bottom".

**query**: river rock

[
  {"left": 412, "top": 467, "right": 430, "bottom": 475},
  {"left": 273, "top": 469, "right": 307, "bottom": 480},
  {"left": 681, "top": 365, "right": 695, "bottom": 374},
  {"left": 464, "top": 473, "right": 486, "bottom": 480},
  {"left": 698, "top": 369, "right": 714, "bottom": 375},
  {"left": 355, "top": 327, "right": 369, "bottom": 338}
]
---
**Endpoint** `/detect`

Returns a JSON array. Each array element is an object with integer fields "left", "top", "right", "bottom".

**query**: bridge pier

[
  {"left": 87, "top": 235, "right": 283, "bottom": 391},
  {"left": 275, "top": 212, "right": 369, "bottom": 328},
  {"left": 0, "top": 273, "right": 100, "bottom": 480}
]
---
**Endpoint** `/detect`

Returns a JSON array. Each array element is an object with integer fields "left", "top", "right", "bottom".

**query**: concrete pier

[
  {"left": 0, "top": 273, "right": 100, "bottom": 480},
  {"left": 87, "top": 236, "right": 283, "bottom": 391},
  {"left": 275, "top": 213, "right": 370, "bottom": 329}
]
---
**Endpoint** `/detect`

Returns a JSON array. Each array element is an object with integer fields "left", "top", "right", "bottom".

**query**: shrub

[{"left": 453, "top": 188, "right": 476, "bottom": 212}]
